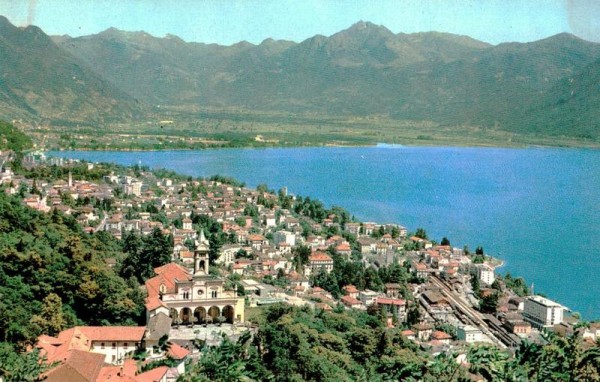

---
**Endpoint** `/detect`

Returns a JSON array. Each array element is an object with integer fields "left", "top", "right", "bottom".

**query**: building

[
  {"left": 375, "top": 297, "right": 407, "bottom": 322},
  {"left": 307, "top": 252, "right": 334, "bottom": 275},
  {"left": 359, "top": 290, "right": 380, "bottom": 306},
  {"left": 37, "top": 326, "right": 146, "bottom": 366},
  {"left": 504, "top": 319, "right": 532, "bottom": 336},
  {"left": 385, "top": 283, "right": 403, "bottom": 298},
  {"left": 476, "top": 264, "right": 495, "bottom": 286},
  {"left": 145, "top": 242, "right": 245, "bottom": 325},
  {"left": 457, "top": 325, "right": 483, "bottom": 343},
  {"left": 523, "top": 295, "right": 564, "bottom": 329},
  {"left": 272, "top": 230, "right": 296, "bottom": 247},
  {"left": 217, "top": 244, "right": 242, "bottom": 266}
]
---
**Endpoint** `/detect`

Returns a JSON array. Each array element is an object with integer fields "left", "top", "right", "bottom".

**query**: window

[
  {"left": 101, "top": 342, "right": 105, "bottom": 349},
  {"left": 197, "top": 289, "right": 204, "bottom": 296},
  {"left": 211, "top": 290, "right": 218, "bottom": 298},
  {"left": 124, "top": 343, "right": 128, "bottom": 348},
  {"left": 183, "top": 292, "right": 190, "bottom": 299},
  {"left": 112, "top": 342, "right": 116, "bottom": 349}
]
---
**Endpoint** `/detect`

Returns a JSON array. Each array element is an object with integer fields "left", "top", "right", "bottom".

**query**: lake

[{"left": 50, "top": 146, "right": 600, "bottom": 319}]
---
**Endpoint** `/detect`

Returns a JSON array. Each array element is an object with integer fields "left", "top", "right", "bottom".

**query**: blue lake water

[{"left": 50, "top": 146, "right": 600, "bottom": 319}]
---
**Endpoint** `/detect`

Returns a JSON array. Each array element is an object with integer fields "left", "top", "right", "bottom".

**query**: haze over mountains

[{"left": 1, "top": 16, "right": 599, "bottom": 138}]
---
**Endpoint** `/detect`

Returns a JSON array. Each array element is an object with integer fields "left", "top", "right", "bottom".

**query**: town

[{"left": 1, "top": 149, "right": 598, "bottom": 382}]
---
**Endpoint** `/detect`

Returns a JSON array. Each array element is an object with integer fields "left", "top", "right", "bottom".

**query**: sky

[{"left": 0, "top": 0, "right": 599, "bottom": 45}]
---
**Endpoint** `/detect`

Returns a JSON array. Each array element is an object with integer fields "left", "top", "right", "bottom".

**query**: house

[
  {"left": 217, "top": 244, "right": 241, "bottom": 266},
  {"left": 344, "top": 222, "right": 361, "bottom": 236},
  {"left": 412, "top": 323, "right": 434, "bottom": 341},
  {"left": 272, "top": 230, "right": 296, "bottom": 247},
  {"left": 37, "top": 326, "right": 146, "bottom": 366},
  {"left": 430, "top": 330, "right": 452, "bottom": 345},
  {"left": 457, "top": 325, "right": 483, "bottom": 343},
  {"left": 375, "top": 297, "right": 407, "bottom": 322},
  {"left": 97, "top": 359, "right": 168, "bottom": 382},
  {"left": 504, "top": 319, "right": 532, "bottom": 336},
  {"left": 385, "top": 283, "right": 403, "bottom": 298},
  {"left": 341, "top": 295, "right": 363, "bottom": 309},
  {"left": 247, "top": 234, "right": 266, "bottom": 251},
  {"left": 342, "top": 285, "right": 360, "bottom": 299},
  {"left": 335, "top": 242, "right": 352, "bottom": 258},
  {"left": 41, "top": 350, "right": 106, "bottom": 382},
  {"left": 359, "top": 290, "right": 380, "bottom": 306},
  {"left": 401, "top": 329, "right": 416, "bottom": 341},
  {"left": 264, "top": 214, "right": 277, "bottom": 227},
  {"left": 358, "top": 238, "right": 376, "bottom": 254},
  {"left": 412, "top": 261, "right": 429, "bottom": 280},
  {"left": 307, "top": 252, "right": 334, "bottom": 275}
]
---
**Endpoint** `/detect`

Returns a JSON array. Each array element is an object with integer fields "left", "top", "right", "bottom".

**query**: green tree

[
  {"left": 414, "top": 228, "right": 428, "bottom": 240},
  {"left": 480, "top": 292, "right": 500, "bottom": 314},
  {"left": 30, "top": 293, "right": 66, "bottom": 336},
  {"left": 0, "top": 344, "right": 52, "bottom": 382}
]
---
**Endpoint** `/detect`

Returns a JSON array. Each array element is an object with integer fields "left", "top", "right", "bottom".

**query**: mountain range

[{"left": 1, "top": 16, "right": 599, "bottom": 139}]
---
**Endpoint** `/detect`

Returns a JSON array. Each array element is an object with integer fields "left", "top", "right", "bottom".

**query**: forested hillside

[{"left": 180, "top": 303, "right": 600, "bottom": 382}]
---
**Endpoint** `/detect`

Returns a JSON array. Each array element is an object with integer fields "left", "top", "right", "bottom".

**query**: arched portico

[
  {"left": 208, "top": 306, "right": 220, "bottom": 321},
  {"left": 194, "top": 307, "right": 207, "bottom": 324},
  {"left": 180, "top": 307, "right": 192, "bottom": 324},
  {"left": 222, "top": 305, "right": 235, "bottom": 324}
]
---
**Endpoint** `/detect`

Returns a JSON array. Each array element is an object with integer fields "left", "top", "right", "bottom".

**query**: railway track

[{"left": 429, "top": 276, "right": 508, "bottom": 349}]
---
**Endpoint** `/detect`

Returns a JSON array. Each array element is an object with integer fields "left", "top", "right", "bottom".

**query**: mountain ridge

[{"left": 1, "top": 17, "right": 599, "bottom": 139}]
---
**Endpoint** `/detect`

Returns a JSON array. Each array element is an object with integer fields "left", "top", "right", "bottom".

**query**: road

[{"left": 429, "top": 275, "right": 507, "bottom": 349}]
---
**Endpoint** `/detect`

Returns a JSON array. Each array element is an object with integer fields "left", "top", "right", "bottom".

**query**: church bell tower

[{"left": 193, "top": 230, "right": 210, "bottom": 275}]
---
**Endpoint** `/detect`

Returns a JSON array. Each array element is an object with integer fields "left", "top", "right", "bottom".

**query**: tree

[
  {"left": 440, "top": 237, "right": 450, "bottom": 246},
  {"left": 475, "top": 246, "right": 484, "bottom": 255},
  {"left": 480, "top": 292, "right": 500, "bottom": 314},
  {"left": 406, "top": 304, "right": 421, "bottom": 326},
  {"left": 0, "top": 344, "right": 52, "bottom": 382},
  {"left": 467, "top": 345, "right": 512, "bottom": 382},
  {"left": 471, "top": 275, "right": 481, "bottom": 295},
  {"left": 30, "top": 293, "right": 66, "bottom": 336},
  {"left": 414, "top": 228, "right": 428, "bottom": 240}
]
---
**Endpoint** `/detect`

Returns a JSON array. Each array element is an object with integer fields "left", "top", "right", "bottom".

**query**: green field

[{"left": 29, "top": 108, "right": 600, "bottom": 151}]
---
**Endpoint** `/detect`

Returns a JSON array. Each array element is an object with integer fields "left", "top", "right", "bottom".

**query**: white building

[
  {"left": 359, "top": 290, "right": 381, "bottom": 306},
  {"left": 272, "top": 230, "right": 296, "bottom": 247},
  {"left": 476, "top": 264, "right": 495, "bottom": 286},
  {"left": 457, "top": 325, "right": 483, "bottom": 343},
  {"left": 523, "top": 295, "right": 564, "bottom": 329}
]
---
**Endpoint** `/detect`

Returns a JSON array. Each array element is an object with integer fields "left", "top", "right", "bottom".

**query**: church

[{"left": 145, "top": 231, "right": 245, "bottom": 325}]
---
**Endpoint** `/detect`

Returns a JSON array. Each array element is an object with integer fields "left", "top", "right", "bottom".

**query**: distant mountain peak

[{"left": 342, "top": 20, "right": 394, "bottom": 36}]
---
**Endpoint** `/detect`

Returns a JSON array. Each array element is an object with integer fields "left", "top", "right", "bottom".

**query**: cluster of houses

[
  {"left": 2, "top": 154, "right": 587, "bottom": 380},
  {"left": 35, "top": 324, "right": 189, "bottom": 382}
]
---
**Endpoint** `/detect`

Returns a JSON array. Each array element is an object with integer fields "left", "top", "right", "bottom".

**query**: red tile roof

[
  {"left": 146, "top": 263, "right": 190, "bottom": 299},
  {"left": 431, "top": 330, "right": 452, "bottom": 340},
  {"left": 44, "top": 350, "right": 105, "bottom": 382},
  {"left": 376, "top": 297, "right": 406, "bottom": 306},
  {"left": 145, "top": 296, "right": 167, "bottom": 311},
  {"left": 309, "top": 252, "right": 333, "bottom": 262},
  {"left": 343, "top": 285, "right": 359, "bottom": 294},
  {"left": 136, "top": 366, "right": 169, "bottom": 382},
  {"left": 167, "top": 342, "right": 190, "bottom": 360},
  {"left": 341, "top": 295, "right": 362, "bottom": 306}
]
